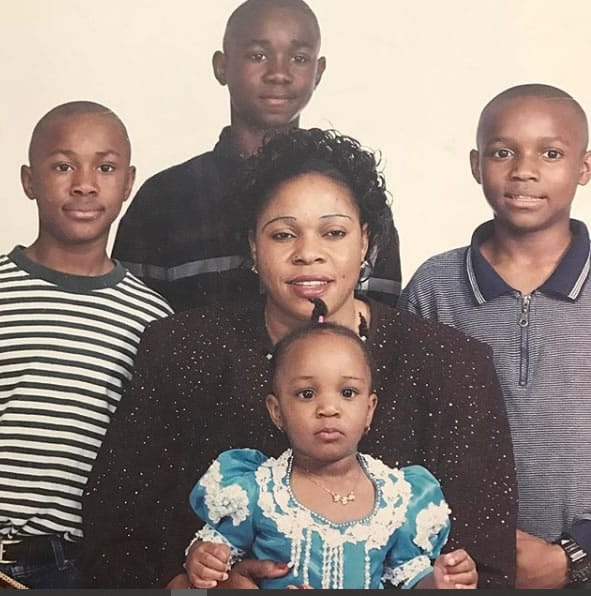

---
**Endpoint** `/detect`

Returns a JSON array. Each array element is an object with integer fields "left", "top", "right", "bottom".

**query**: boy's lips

[{"left": 63, "top": 204, "right": 104, "bottom": 220}]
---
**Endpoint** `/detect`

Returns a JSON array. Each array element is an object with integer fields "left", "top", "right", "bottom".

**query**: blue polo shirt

[{"left": 399, "top": 219, "right": 591, "bottom": 543}]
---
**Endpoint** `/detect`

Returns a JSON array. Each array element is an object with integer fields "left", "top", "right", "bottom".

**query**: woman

[{"left": 81, "top": 129, "right": 517, "bottom": 589}]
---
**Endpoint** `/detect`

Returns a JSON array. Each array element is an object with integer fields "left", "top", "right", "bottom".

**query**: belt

[{"left": 0, "top": 535, "right": 80, "bottom": 565}]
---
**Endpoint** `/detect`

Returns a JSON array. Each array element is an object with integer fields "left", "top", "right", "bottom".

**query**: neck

[
  {"left": 24, "top": 237, "right": 114, "bottom": 276},
  {"left": 292, "top": 451, "right": 360, "bottom": 479},
  {"left": 229, "top": 115, "right": 300, "bottom": 157},
  {"left": 264, "top": 297, "right": 365, "bottom": 345},
  {"left": 483, "top": 219, "right": 572, "bottom": 267}
]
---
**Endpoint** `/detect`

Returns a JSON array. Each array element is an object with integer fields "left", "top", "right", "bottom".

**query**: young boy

[
  {"left": 0, "top": 101, "right": 172, "bottom": 589},
  {"left": 111, "top": 0, "right": 401, "bottom": 312},
  {"left": 399, "top": 83, "right": 591, "bottom": 589}
]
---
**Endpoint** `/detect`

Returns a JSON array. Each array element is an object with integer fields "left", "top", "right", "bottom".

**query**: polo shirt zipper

[{"left": 518, "top": 293, "right": 532, "bottom": 386}]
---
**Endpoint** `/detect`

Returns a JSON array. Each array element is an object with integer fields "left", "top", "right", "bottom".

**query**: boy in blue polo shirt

[{"left": 399, "top": 83, "right": 591, "bottom": 590}]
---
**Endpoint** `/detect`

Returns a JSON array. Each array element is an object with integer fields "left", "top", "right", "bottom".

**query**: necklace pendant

[{"left": 333, "top": 492, "right": 355, "bottom": 505}]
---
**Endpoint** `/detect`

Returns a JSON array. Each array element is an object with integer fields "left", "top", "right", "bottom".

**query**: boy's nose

[
  {"left": 510, "top": 153, "right": 539, "bottom": 181},
  {"left": 263, "top": 56, "right": 293, "bottom": 84},
  {"left": 71, "top": 168, "right": 98, "bottom": 195}
]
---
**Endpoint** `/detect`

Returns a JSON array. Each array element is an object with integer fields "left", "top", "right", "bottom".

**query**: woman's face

[{"left": 250, "top": 172, "right": 368, "bottom": 328}]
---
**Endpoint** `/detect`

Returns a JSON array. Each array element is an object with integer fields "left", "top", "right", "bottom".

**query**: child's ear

[
  {"left": 212, "top": 51, "right": 228, "bottom": 86},
  {"left": 123, "top": 166, "right": 136, "bottom": 202},
  {"left": 315, "top": 56, "right": 327, "bottom": 88},
  {"left": 20, "top": 165, "right": 35, "bottom": 200},
  {"left": 366, "top": 392, "right": 378, "bottom": 427},
  {"left": 469, "top": 149, "right": 482, "bottom": 184},
  {"left": 265, "top": 393, "right": 283, "bottom": 430},
  {"left": 578, "top": 151, "right": 591, "bottom": 186}
]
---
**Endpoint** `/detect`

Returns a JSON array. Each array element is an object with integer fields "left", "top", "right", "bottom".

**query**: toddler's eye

[
  {"left": 99, "top": 164, "right": 115, "bottom": 173},
  {"left": 249, "top": 52, "right": 266, "bottom": 62},
  {"left": 293, "top": 54, "right": 310, "bottom": 64},
  {"left": 543, "top": 149, "right": 562, "bottom": 160},
  {"left": 341, "top": 388, "right": 358, "bottom": 399},
  {"left": 296, "top": 389, "right": 315, "bottom": 400},
  {"left": 54, "top": 163, "right": 73, "bottom": 172}
]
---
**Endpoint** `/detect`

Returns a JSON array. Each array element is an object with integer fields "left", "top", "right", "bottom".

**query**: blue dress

[{"left": 189, "top": 449, "right": 451, "bottom": 589}]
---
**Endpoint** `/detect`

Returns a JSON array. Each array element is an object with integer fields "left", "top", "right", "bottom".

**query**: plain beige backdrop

[{"left": 2, "top": 0, "right": 591, "bottom": 284}]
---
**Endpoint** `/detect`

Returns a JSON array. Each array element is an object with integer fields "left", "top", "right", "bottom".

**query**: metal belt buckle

[{"left": 0, "top": 539, "right": 21, "bottom": 564}]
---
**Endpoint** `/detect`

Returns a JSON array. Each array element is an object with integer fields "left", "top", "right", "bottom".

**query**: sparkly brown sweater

[{"left": 81, "top": 298, "right": 517, "bottom": 588}]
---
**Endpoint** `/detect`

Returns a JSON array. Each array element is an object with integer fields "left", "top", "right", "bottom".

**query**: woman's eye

[
  {"left": 271, "top": 231, "right": 295, "bottom": 241},
  {"left": 326, "top": 230, "right": 346, "bottom": 239},
  {"left": 296, "top": 389, "right": 315, "bottom": 400}
]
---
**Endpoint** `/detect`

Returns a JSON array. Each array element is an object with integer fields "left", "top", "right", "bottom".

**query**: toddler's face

[{"left": 266, "top": 332, "right": 376, "bottom": 465}]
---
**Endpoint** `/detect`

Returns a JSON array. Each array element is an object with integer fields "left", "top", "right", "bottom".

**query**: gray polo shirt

[{"left": 399, "top": 219, "right": 591, "bottom": 542}]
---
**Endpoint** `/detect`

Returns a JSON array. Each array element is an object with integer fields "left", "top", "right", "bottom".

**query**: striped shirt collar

[{"left": 466, "top": 219, "right": 591, "bottom": 305}]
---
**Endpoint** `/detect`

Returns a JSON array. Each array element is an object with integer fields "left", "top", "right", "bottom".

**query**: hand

[
  {"left": 219, "top": 558, "right": 291, "bottom": 589},
  {"left": 164, "top": 573, "right": 191, "bottom": 589},
  {"left": 185, "top": 540, "right": 230, "bottom": 589},
  {"left": 286, "top": 584, "right": 313, "bottom": 589},
  {"left": 516, "top": 529, "right": 568, "bottom": 589},
  {"left": 433, "top": 549, "right": 478, "bottom": 589}
]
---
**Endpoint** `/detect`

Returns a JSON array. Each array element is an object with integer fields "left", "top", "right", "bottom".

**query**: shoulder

[
  {"left": 138, "top": 299, "right": 264, "bottom": 356},
  {"left": 370, "top": 299, "right": 493, "bottom": 361},
  {"left": 131, "top": 149, "right": 218, "bottom": 204},
  {"left": 117, "top": 271, "right": 174, "bottom": 316},
  {"left": 404, "top": 247, "right": 468, "bottom": 291}
]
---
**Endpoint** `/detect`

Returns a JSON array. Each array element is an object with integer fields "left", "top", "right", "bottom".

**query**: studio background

[{"left": 2, "top": 0, "right": 590, "bottom": 284}]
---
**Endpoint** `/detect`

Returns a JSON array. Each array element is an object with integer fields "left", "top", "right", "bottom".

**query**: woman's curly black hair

[{"left": 233, "top": 128, "right": 393, "bottom": 258}]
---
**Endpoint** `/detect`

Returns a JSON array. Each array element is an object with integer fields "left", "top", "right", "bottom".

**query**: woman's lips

[{"left": 288, "top": 278, "right": 332, "bottom": 299}]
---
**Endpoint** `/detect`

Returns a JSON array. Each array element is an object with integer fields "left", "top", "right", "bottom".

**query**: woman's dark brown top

[{"left": 81, "top": 298, "right": 517, "bottom": 588}]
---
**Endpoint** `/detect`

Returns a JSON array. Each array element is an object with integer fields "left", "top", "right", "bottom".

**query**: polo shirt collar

[{"left": 466, "top": 219, "right": 591, "bottom": 304}]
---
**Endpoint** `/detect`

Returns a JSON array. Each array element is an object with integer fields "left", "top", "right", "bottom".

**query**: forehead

[
  {"left": 478, "top": 96, "right": 586, "bottom": 146},
  {"left": 31, "top": 113, "right": 130, "bottom": 160},
  {"left": 279, "top": 333, "right": 368, "bottom": 374},
  {"left": 227, "top": 5, "right": 319, "bottom": 49},
  {"left": 259, "top": 172, "right": 359, "bottom": 221}
]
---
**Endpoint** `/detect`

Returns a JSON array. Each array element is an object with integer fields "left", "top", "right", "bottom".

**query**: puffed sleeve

[
  {"left": 383, "top": 465, "right": 451, "bottom": 589},
  {"left": 189, "top": 449, "right": 265, "bottom": 562}
]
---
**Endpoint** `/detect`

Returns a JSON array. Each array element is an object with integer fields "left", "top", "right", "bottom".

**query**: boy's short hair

[
  {"left": 28, "top": 100, "right": 131, "bottom": 164},
  {"left": 223, "top": 0, "right": 320, "bottom": 52},
  {"left": 476, "top": 83, "right": 589, "bottom": 147},
  {"left": 270, "top": 321, "right": 375, "bottom": 393}
]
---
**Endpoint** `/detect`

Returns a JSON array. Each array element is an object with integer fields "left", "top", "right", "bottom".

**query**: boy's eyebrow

[
  {"left": 486, "top": 135, "right": 572, "bottom": 146},
  {"left": 262, "top": 214, "right": 352, "bottom": 231},
  {"left": 47, "top": 149, "right": 123, "bottom": 158},
  {"left": 243, "top": 39, "right": 316, "bottom": 50}
]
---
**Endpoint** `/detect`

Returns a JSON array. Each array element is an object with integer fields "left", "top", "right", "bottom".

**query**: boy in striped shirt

[
  {"left": 0, "top": 101, "right": 172, "bottom": 588},
  {"left": 399, "top": 84, "right": 591, "bottom": 589}
]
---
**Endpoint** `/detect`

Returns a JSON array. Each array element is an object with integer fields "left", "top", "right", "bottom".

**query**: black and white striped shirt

[
  {"left": 399, "top": 219, "right": 591, "bottom": 542},
  {"left": 0, "top": 247, "right": 172, "bottom": 540}
]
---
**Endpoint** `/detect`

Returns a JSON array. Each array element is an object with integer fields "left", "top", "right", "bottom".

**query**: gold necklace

[{"left": 303, "top": 467, "right": 362, "bottom": 506}]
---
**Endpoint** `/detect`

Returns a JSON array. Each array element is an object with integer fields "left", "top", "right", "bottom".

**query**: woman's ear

[
  {"left": 248, "top": 230, "right": 257, "bottom": 267},
  {"left": 361, "top": 223, "right": 369, "bottom": 262}
]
